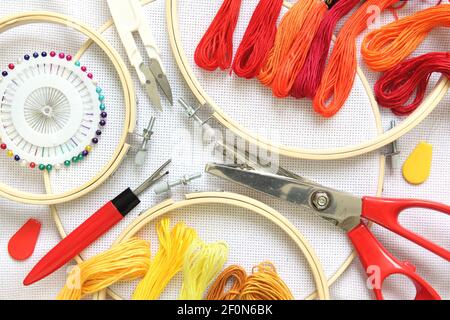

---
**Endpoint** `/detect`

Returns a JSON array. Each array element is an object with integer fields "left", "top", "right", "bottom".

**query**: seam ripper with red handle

[{"left": 23, "top": 159, "right": 171, "bottom": 286}]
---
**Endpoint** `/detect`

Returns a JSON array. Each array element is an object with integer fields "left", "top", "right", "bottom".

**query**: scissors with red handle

[{"left": 206, "top": 163, "right": 450, "bottom": 300}]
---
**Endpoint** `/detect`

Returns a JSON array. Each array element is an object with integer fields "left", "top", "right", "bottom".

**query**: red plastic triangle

[{"left": 8, "top": 219, "right": 41, "bottom": 261}]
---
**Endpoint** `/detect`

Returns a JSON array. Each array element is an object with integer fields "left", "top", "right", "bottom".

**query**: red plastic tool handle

[
  {"left": 362, "top": 196, "right": 450, "bottom": 261},
  {"left": 348, "top": 223, "right": 441, "bottom": 300},
  {"left": 23, "top": 201, "right": 124, "bottom": 286}
]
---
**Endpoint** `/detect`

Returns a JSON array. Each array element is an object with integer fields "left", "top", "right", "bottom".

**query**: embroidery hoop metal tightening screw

[
  {"left": 178, "top": 98, "right": 213, "bottom": 126},
  {"left": 153, "top": 172, "right": 202, "bottom": 195},
  {"left": 134, "top": 116, "right": 156, "bottom": 166},
  {"left": 178, "top": 98, "right": 216, "bottom": 144},
  {"left": 385, "top": 120, "right": 400, "bottom": 170}
]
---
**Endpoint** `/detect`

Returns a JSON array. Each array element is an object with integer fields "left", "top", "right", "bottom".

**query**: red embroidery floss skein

[
  {"left": 194, "top": 0, "right": 243, "bottom": 71},
  {"left": 232, "top": 0, "right": 284, "bottom": 79},
  {"left": 291, "top": 0, "right": 361, "bottom": 99},
  {"left": 374, "top": 52, "right": 450, "bottom": 116}
]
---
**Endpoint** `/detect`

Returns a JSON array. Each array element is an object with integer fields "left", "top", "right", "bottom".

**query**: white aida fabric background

[{"left": 0, "top": 0, "right": 448, "bottom": 300}]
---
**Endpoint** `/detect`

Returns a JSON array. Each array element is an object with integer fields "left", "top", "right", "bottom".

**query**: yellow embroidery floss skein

[
  {"left": 179, "top": 239, "right": 229, "bottom": 300},
  {"left": 240, "top": 262, "right": 294, "bottom": 300},
  {"left": 57, "top": 238, "right": 151, "bottom": 300},
  {"left": 132, "top": 218, "right": 197, "bottom": 300}
]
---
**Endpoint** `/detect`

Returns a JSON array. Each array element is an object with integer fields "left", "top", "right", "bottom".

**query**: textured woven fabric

[{"left": 0, "top": 0, "right": 448, "bottom": 300}]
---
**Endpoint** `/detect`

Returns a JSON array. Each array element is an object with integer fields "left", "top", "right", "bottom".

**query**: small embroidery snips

[
  {"left": 107, "top": 0, "right": 173, "bottom": 110},
  {"left": 205, "top": 163, "right": 450, "bottom": 300}
]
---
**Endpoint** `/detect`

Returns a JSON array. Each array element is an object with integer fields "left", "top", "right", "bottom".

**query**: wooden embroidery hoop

[
  {"left": 0, "top": 11, "right": 136, "bottom": 205},
  {"left": 53, "top": 162, "right": 385, "bottom": 300},
  {"left": 166, "top": 0, "right": 449, "bottom": 160},
  {"left": 97, "top": 192, "right": 331, "bottom": 300},
  {"left": 48, "top": 0, "right": 385, "bottom": 299}
]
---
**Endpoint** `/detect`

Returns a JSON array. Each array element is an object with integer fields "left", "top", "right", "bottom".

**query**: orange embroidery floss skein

[
  {"left": 313, "top": 0, "right": 399, "bottom": 118},
  {"left": 206, "top": 265, "right": 247, "bottom": 300},
  {"left": 362, "top": 4, "right": 450, "bottom": 72},
  {"left": 206, "top": 262, "right": 293, "bottom": 300},
  {"left": 258, "top": 0, "right": 319, "bottom": 87},
  {"left": 239, "top": 262, "right": 294, "bottom": 300},
  {"left": 271, "top": 0, "right": 328, "bottom": 98}
]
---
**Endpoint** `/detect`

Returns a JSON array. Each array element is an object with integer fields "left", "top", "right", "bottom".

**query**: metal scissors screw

[{"left": 312, "top": 192, "right": 330, "bottom": 211}]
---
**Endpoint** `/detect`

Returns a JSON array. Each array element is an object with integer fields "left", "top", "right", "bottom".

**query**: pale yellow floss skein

[{"left": 179, "top": 239, "right": 229, "bottom": 300}]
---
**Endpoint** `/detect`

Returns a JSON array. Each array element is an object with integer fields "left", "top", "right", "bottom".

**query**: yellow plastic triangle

[{"left": 402, "top": 141, "right": 433, "bottom": 185}]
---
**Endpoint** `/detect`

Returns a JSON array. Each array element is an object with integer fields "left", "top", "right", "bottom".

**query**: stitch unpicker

[{"left": 24, "top": 160, "right": 170, "bottom": 285}]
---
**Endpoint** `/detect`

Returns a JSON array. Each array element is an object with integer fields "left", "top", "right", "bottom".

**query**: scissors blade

[
  {"left": 148, "top": 58, "right": 173, "bottom": 105},
  {"left": 205, "top": 163, "right": 362, "bottom": 230},
  {"left": 139, "top": 63, "right": 162, "bottom": 110},
  {"left": 206, "top": 163, "right": 321, "bottom": 208}
]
